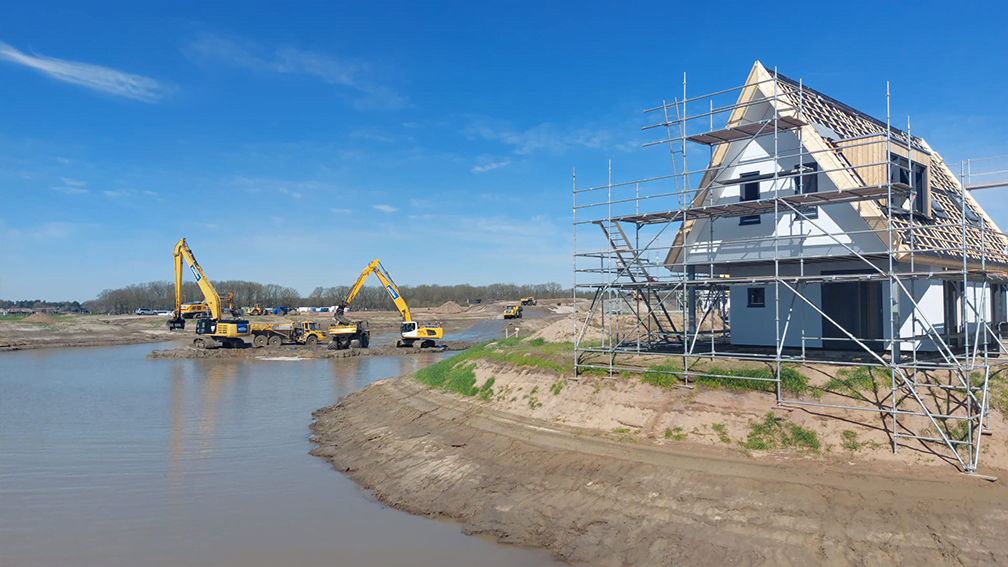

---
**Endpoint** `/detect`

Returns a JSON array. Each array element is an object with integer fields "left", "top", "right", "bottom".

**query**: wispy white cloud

[
  {"left": 52, "top": 185, "right": 88, "bottom": 195},
  {"left": 373, "top": 204, "right": 398, "bottom": 213},
  {"left": 142, "top": 190, "right": 158, "bottom": 197},
  {"left": 351, "top": 129, "right": 394, "bottom": 143},
  {"left": 331, "top": 208, "right": 352, "bottom": 214},
  {"left": 56, "top": 157, "right": 71, "bottom": 164},
  {"left": 0, "top": 41, "right": 174, "bottom": 102},
  {"left": 471, "top": 160, "right": 510, "bottom": 173},
  {"left": 464, "top": 117, "right": 612, "bottom": 155},
  {"left": 103, "top": 189, "right": 130, "bottom": 198},
  {"left": 60, "top": 177, "right": 86, "bottom": 186},
  {"left": 184, "top": 33, "right": 407, "bottom": 108}
]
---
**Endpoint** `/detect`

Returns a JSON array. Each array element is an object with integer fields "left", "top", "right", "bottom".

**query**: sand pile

[
  {"left": 532, "top": 314, "right": 604, "bottom": 343},
  {"left": 23, "top": 313, "right": 57, "bottom": 323},
  {"left": 431, "top": 301, "right": 463, "bottom": 314}
]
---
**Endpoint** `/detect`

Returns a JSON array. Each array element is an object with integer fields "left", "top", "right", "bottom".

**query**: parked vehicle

[{"left": 135, "top": 308, "right": 156, "bottom": 315}]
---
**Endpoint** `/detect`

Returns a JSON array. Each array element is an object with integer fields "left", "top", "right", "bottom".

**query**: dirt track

[{"left": 311, "top": 376, "right": 1008, "bottom": 566}]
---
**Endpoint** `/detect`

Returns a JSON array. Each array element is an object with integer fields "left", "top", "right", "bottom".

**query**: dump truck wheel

[
  {"left": 194, "top": 338, "right": 206, "bottom": 349},
  {"left": 253, "top": 335, "right": 267, "bottom": 348},
  {"left": 361, "top": 335, "right": 370, "bottom": 348},
  {"left": 350, "top": 339, "right": 361, "bottom": 348},
  {"left": 306, "top": 335, "right": 318, "bottom": 347},
  {"left": 268, "top": 335, "right": 281, "bottom": 347}
]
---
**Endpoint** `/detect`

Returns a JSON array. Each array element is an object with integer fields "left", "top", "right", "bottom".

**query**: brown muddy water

[{"left": 0, "top": 342, "right": 562, "bottom": 567}]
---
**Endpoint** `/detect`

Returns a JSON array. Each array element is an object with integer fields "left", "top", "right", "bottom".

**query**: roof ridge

[{"left": 772, "top": 69, "right": 915, "bottom": 141}]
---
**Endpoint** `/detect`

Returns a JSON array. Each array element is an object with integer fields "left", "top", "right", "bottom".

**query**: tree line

[{"left": 78, "top": 280, "right": 577, "bottom": 315}]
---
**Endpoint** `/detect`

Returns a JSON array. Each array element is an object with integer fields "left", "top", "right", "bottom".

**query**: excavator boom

[
  {"left": 338, "top": 259, "right": 411, "bottom": 321},
  {"left": 172, "top": 238, "right": 223, "bottom": 320}
]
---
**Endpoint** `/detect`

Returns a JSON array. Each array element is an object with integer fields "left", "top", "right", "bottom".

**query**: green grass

[
  {"left": 527, "top": 385, "right": 542, "bottom": 409},
  {"left": 477, "top": 376, "right": 496, "bottom": 401},
  {"left": 664, "top": 426, "right": 686, "bottom": 441},
  {"left": 640, "top": 362, "right": 810, "bottom": 396},
  {"left": 415, "top": 354, "right": 484, "bottom": 397},
  {"left": 822, "top": 366, "right": 880, "bottom": 397},
  {"left": 740, "top": 412, "right": 821, "bottom": 453},
  {"left": 641, "top": 364, "right": 681, "bottom": 388},
  {"left": 841, "top": 430, "right": 860, "bottom": 451},
  {"left": 549, "top": 380, "right": 564, "bottom": 395},
  {"left": 528, "top": 337, "right": 545, "bottom": 347},
  {"left": 711, "top": 423, "right": 731, "bottom": 444},
  {"left": 0, "top": 314, "right": 28, "bottom": 321}
]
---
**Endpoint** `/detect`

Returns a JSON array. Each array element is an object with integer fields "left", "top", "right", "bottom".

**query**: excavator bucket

[{"left": 167, "top": 318, "right": 186, "bottom": 331}]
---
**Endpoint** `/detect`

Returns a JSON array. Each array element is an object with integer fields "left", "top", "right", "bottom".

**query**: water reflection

[{"left": 0, "top": 344, "right": 560, "bottom": 567}]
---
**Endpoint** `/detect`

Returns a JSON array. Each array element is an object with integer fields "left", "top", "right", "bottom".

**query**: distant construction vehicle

[
  {"left": 246, "top": 304, "right": 268, "bottom": 316},
  {"left": 250, "top": 320, "right": 328, "bottom": 347},
  {"left": 178, "top": 302, "right": 209, "bottom": 319},
  {"left": 504, "top": 305, "right": 523, "bottom": 319},
  {"left": 336, "top": 259, "right": 442, "bottom": 348},
  {"left": 167, "top": 238, "right": 251, "bottom": 348},
  {"left": 521, "top": 296, "right": 537, "bottom": 306}
]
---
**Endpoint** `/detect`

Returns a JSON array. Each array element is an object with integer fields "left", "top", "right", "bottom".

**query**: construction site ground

[
  {"left": 312, "top": 322, "right": 1008, "bottom": 566},
  {"left": 0, "top": 300, "right": 575, "bottom": 352}
]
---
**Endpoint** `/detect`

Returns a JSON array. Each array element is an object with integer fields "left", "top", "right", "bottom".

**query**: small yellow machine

[
  {"left": 520, "top": 297, "right": 537, "bottom": 306},
  {"left": 167, "top": 238, "right": 251, "bottom": 349},
  {"left": 504, "top": 305, "right": 523, "bottom": 319}
]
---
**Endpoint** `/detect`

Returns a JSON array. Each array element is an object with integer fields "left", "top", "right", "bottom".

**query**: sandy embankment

[{"left": 311, "top": 323, "right": 1008, "bottom": 566}]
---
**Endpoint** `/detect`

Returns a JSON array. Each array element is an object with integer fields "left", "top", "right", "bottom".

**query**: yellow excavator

[
  {"left": 167, "top": 238, "right": 251, "bottom": 349},
  {"left": 335, "top": 259, "right": 443, "bottom": 348}
]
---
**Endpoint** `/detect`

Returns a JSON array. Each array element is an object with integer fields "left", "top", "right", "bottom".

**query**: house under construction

[{"left": 573, "top": 61, "right": 1008, "bottom": 473}]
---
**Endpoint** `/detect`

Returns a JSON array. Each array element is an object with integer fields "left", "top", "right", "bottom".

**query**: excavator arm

[
  {"left": 169, "top": 238, "right": 224, "bottom": 329},
  {"left": 336, "top": 259, "right": 411, "bottom": 322}
]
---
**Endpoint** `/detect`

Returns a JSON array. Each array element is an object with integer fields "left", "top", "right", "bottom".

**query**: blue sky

[{"left": 1, "top": 1, "right": 1006, "bottom": 301}]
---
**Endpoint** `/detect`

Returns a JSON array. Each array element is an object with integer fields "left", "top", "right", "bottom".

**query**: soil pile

[
  {"left": 312, "top": 376, "right": 1008, "bottom": 566},
  {"left": 23, "top": 313, "right": 57, "bottom": 323},
  {"left": 431, "top": 301, "right": 463, "bottom": 314},
  {"left": 531, "top": 314, "right": 604, "bottom": 343}
]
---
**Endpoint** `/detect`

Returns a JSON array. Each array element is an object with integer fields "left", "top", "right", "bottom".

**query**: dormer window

[{"left": 890, "top": 154, "right": 929, "bottom": 216}]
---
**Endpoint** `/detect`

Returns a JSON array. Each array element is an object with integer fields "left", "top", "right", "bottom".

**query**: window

[
  {"left": 739, "top": 171, "right": 760, "bottom": 225},
  {"left": 795, "top": 162, "right": 819, "bottom": 219},
  {"left": 747, "top": 287, "right": 765, "bottom": 308},
  {"left": 890, "top": 154, "right": 928, "bottom": 215}
]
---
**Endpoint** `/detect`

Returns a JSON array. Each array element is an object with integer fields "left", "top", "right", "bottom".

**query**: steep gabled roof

[{"left": 666, "top": 61, "right": 1008, "bottom": 270}]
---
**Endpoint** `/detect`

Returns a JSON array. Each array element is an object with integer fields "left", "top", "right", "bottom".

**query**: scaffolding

[{"left": 572, "top": 65, "right": 1008, "bottom": 473}]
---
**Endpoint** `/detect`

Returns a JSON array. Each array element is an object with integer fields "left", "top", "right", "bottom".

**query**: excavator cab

[{"left": 401, "top": 321, "right": 417, "bottom": 334}]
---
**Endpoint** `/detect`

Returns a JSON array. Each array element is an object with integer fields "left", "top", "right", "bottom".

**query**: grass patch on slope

[
  {"left": 740, "top": 412, "right": 820, "bottom": 453},
  {"left": 640, "top": 361, "right": 810, "bottom": 396},
  {"left": 414, "top": 338, "right": 578, "bottom": 397}
]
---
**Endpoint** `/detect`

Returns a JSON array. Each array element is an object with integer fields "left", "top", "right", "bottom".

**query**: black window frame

[
  {"left": 747, "top": 287, "right": 765, "bottom": 308},
  {"left": 739, "top": 171, "right": 761, "bottom": 226},
  {"left": 890, "top": 153, "right": 929, "bottom": 216}
]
